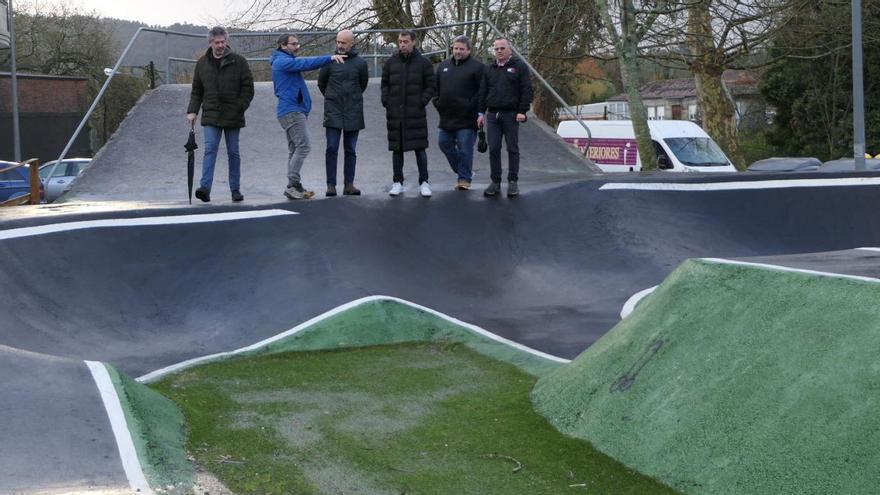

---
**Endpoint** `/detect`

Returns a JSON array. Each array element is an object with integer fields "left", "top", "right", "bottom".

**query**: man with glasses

[
  {"left": 318, "top": 29, "right": 369, "bottom": 196},
  {"left": 187, "top": 26, "right": 254, "bottom": 203},
  {"left": 270, "top": 33, "right": 345, "bottom": 200},
  {"left": 477, "top": 38, "right": 533, "bottom": 197}
]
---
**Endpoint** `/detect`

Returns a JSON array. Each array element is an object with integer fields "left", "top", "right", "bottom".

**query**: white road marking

[
  {"left": 701, "top": 257, "right": 880, "bottom": 283},
  {"left": 0, "top": 209, "right": 297, "bottom": 241},
  {"left": 620, "top": 286, "right": 658, "bottom": 319},
  {"left": 137, "top": 295, "right": 570, "bottom": 384},
  {"left": 85, "top": 361, "right": 152, "bottom": 495},
  {"left": 599, "top": 177, "right": 880, "bottom": 192}
]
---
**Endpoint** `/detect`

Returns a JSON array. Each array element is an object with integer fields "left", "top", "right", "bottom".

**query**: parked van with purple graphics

[{"left": 556, "top": 120, "right": 737, "bottom": 173}]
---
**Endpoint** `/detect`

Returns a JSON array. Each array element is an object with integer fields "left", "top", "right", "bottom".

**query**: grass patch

[{"left": 152, "top": 342, "right": 678, "bottom": 494}]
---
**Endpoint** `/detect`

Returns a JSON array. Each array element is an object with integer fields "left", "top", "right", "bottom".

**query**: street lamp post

[
  {"left": 2, "top": 0, "right": 21, "bottom": 162},
  {"left": 853, "top": 0, "right": 866, "bottom": 170}
]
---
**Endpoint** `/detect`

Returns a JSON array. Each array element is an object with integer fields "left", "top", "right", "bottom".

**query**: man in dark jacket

[
  {"left": 477, "top": 38, "right": 533, "bottom": 197},
  {"left": 433, "top": 35, "right": 484, "bottom": 191},
  {"left": 381, "top": 30, "right": 436, "bottom": 197},
  {"left": 270, "top": 34, "right": 345, "bottom": 200},
  {"left": 318, "top": 29, "right": 368, "bottom": 197},
  {"left": 187, "top": 26, "right": 254, "bottom": 202}
]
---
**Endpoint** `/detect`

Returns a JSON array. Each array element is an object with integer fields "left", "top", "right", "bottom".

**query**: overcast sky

[{"left": 67, "top": 0, "right": 246, "bottom": 26}]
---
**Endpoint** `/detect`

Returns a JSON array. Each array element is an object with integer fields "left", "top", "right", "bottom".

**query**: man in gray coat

[{"left": 318, "top": 29, "right": 369, "bottom": 196}]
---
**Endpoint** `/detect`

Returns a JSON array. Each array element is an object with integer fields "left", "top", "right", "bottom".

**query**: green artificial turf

[
  {"left": 152, "top": 342, "right": 678, "bottom": 494},
  {"left": 105, "top": 364, "right": 193, "bottom": 491},
  {"left": 533, "top": 259, "right": 880, "bottom": 494}
]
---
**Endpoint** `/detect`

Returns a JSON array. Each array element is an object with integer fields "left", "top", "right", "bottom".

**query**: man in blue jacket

[{"left": 270, "top": 34, "right": 345, "bottom": 200}]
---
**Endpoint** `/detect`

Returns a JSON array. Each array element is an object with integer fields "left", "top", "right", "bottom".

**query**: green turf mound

[
  {"left": 532, "top": 259, "right": 880, "bottom": 494},
  {"left": 106, "top": 364, "right": 194, "bottom": 492},
  {"left": 143, "top": 298, "right": 564, "bottom": 381}
]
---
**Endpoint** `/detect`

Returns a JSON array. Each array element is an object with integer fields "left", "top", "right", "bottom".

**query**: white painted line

[
  {"left": 85, "top": 361, "right": 152, "bottom": 495},
  {"left": 857, "top": 247, "right": 880, "bottom": 252},
  {"left": 701, "top": 258, "right": 880, "bottom": 284},
  {"left": 137, "top": 295, "right": 570, "bottom": 384},
  {"left": 599, "top": 177, "right": 880, "bottom": 192},
  {"left": 0, "top": 209, "right": 297, "bottom": 241},
  {"left": 620, "top": 286, "right": 658, "bottom": 320}
]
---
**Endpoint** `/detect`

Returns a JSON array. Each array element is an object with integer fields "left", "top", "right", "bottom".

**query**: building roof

[
  {"left": 0, "top": 72, "right": 89, "bottom": 81},
  {"left": 608, "top": 70, "right": 758, "bottom": 102}
]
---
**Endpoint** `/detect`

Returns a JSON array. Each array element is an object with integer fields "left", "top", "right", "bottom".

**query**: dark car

[
  {"left": 746, "top": 157, "right": 822, "bottom": 173},
  {"left": 819, "top": 158, "right": 880, "bottom": 172}
]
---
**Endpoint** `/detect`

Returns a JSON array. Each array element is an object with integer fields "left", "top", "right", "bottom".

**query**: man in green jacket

[{"left": 186, "top": 26, "right": 255, "bottom": 203}]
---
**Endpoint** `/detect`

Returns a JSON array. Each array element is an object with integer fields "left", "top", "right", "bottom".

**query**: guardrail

[
  {"left": 56, "top": 20, "right": 593, "bottom": 165},
  {"left": 0, "top": 158, "right": 41, "bottom": 206}
]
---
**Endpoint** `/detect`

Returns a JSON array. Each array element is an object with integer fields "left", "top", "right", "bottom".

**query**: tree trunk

[
  {"left": 688, "top": 0, "right": 745, "bottom": 170},
  {"left": 619, "top": 0, "right": 656, "bottom": 170}
]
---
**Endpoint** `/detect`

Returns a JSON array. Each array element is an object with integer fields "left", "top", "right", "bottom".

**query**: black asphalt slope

[
  {"left": 0, "top": 346, "right": 129, "bottom": 493},
  {"left": 6, "top": 180, "right": 880, "bottom": 371},
  {"left": 67, "top": 81, "right": 597, "bottom": 203},
  {"left": 6, "top": 179, "right": 880, "bottom": 492}
]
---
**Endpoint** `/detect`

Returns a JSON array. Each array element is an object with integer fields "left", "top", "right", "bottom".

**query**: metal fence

[{"left": 56, "top": 20, "right": 592, "bottom": 165}]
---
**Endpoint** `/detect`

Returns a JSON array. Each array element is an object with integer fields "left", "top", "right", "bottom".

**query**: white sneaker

[
  {"left": 419, "top": 181, "right": 432, "bottom": 197},
  {"left": 389, "top": 182, "right": 404, "bottom": 196}
]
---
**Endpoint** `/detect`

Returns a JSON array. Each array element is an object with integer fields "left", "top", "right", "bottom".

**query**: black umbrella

[{"left": 184, "top": 123, "right": 198, "bottom": 204}]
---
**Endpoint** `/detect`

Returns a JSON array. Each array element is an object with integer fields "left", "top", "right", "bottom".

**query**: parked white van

[{"left": 556, "top": 120, "right": 737, "bottom": 173}]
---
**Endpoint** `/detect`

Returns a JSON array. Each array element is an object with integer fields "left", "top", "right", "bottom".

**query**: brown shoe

[
  {"left": 326, "top": 185, "right": 337, "bottom": 197},
  {"left": 455, "top": 180, "right": 471, "bottom": 191},
  {"left": 343, "top": 183, "right": 361, "bottom": 196}
]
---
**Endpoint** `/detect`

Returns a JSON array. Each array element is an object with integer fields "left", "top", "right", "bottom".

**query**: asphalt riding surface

[
  {"left": 68, "top": 81, "right": 597, "bottom": 204},
  {"left": 9, "top": 166, "right": 880, "bottom": 490}
]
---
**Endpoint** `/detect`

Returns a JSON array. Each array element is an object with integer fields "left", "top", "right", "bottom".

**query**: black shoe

[
  {"left": 343, "top": 183, "right": 361, "bottom": 195},
  {"left": 195, "top": 187, "right": 210, "bottom": 202},
  {"left": 231, "top": 190, "right": 244, "bottom": 202},
  {"left": 484, "top": 182, "right": 501, "bottom": 197},
  {"left": 507, "top": 181, "right": 519, "bottom": 197},
  {"left": 326, "top": 185, "right": 337, "bottom": 197}
]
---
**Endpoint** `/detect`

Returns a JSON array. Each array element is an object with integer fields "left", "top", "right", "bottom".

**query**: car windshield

[{"left": 664, "top": 137, "right": 729, "bottom": 166}]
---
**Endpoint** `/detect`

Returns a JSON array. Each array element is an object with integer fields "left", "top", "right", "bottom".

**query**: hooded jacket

[
  {"left": 269, "top": 49, "right": 333, "bottom": 118},
  {"left": 380, "top": 48, "right": 436, "bottom": 152},
  {"left": 187, "top": 47, "right": 254, "bottom": 128},
  {"left": 433, "top": 55, "right": 485, "bottom": 131},
  {"left": 318, "top": 49, "right": 369, "bottom": 131}
]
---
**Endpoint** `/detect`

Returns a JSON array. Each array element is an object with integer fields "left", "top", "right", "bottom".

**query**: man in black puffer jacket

[
  {"left": 318, "top": 29, "right": 369, "bottom": 197},
  {"left": 186, "top": 26, "right": 254, "bottom": 203},
  {"left": 381, "top": 30, "right": 436, "bottom": 198},
  {"left": 433, "top": 35, "right": 485, "bottom": 191},
  {"left": 477, "top": 38, "right": 533, "bottom": 198}
]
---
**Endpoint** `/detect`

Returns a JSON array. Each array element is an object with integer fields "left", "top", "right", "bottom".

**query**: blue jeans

[
  {"left": 325, "top": 128, "right": 359, "bottom": 186},
  {"left": 200, "top": 125, "right": 241, "bottom": 191},
  {"left": 438, "top": 128, "right": 476, "bottom": 182}
]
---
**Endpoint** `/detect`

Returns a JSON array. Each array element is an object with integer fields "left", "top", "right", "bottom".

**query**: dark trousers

[
  {"left": 392, "top": 149, "right": 429, "bottom": 184},
  {"left": 325, "top": 128, "right": 359, "bottom": 186},
  {"left": 487, "top": 111, "right": 520, "bottom": 182}
]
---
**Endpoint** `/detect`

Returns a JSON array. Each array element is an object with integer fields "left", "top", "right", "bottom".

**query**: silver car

[{"left": 39, "top": 158, "right": 92, "bottom": 203}]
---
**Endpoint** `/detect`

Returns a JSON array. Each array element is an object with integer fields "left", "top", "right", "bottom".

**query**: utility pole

[
  {"left": 2, "top": 0, "right": 21, "bottom": 162},
  {"left": 853, "top": 0, "right": 866, "bottom": 170}
]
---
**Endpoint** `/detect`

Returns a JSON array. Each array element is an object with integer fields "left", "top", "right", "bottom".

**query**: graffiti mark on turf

[{"left": 609, "top": 338, "right": 665, "bottom": 393}]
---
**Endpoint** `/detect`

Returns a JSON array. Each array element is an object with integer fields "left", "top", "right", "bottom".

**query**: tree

[
  {"left": 592, "top": 0, "right": 666, "bottom": 169},
  {"left": 0, "top": 1, "right": 148, "bottom": 151},
  {"left": 760, "top": 0, "right": 880, "bottom": 160}
]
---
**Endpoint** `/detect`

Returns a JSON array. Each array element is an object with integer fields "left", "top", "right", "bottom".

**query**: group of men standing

[{"left": 186, "top": 26, "right": 533, "bottom": 202}]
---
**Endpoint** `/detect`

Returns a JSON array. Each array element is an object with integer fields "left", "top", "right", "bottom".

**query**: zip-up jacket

[
  {"left": 478, "top": 56, "right": 533, "bottom": 114},
  {"left": 187, "top": 47, "right": 254, "bottom": 128},
  {"left": 269, "top": 49, "right": 333, "bottom": 118},
  {"left": 433, "top": 55, "right": 485, "bottom": 131}
]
